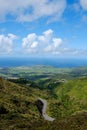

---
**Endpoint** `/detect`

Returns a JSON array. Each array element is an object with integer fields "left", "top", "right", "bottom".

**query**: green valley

[{"left": 0, "top": 65, "right": 87, "bottom": 130}]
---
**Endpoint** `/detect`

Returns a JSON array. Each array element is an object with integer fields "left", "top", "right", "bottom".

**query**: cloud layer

[
  {"left": 0, "top": 29, "right": 87, "bottom": 57},
  {"left": 21, "top": 29, "right": 87, "bottom": 57},
  {"left": 0, "top": 34, "right": 17, "bottom": 54},
  {"left": 22, "top": 29, "right": 63, "bottom": 54},
  {"left": 0, "top": 0, "right": 87, "bottom": 23},
  {"left": 80, "top": 0, "right": 87, "bottom": 10},
  {"left": 0, "top": 0, "right": 66, "bottom": 22}
]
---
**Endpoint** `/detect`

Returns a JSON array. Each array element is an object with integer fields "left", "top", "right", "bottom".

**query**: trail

[{"left": 39, "top": 98, "right": 55, "bottom": 121}]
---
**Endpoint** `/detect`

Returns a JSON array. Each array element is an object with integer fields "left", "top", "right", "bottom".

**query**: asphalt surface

[{"left": 39, "top": 98, "right": 55, "bottom": 121}]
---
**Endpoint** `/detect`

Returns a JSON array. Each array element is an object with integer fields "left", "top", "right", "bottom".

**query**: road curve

[{"left": 38, "top": 98, "right": 55, "bottom": 121}]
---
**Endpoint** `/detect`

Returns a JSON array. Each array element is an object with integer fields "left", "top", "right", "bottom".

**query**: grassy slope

[
  {"left": 0, "top": 77, "right": 49, "bottom": 129},
  {"left": 0, "top": 77, "right": 87, "bottom": 130},
  {"left": 55, "top": 77, "right": 87, "bottom": 100}
]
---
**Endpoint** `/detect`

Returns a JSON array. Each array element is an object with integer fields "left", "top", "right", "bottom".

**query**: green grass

[
  {"left": 0, "top": 66, "right": 87, "bottom": 129},
  {"left": 55, "top": 77, "right": 87, "bottom": 100}
]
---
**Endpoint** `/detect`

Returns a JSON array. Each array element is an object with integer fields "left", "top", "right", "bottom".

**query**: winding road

[{"left": 38, "top": 98, "right": 55, "bottom": 121}]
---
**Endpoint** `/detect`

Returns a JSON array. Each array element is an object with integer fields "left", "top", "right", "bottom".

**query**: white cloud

[
  {"left": 22, "top": 33, "right": 37, "bottom": 48},
  {"left": 44, "top": 38, "right": 62, "bottom": 53},
  {"left": 0, "top": 30, "right": 86, "bottom": 57},
  {"left": 44, "top": 45, "right": 53, "bottom": 52},
  {"left": 53, "top": 38, "right": 62, "bottom": 48},
  {"left": 38, "top": 29, "right": 53, "bottom": 44},
  {"left": 43, "top": 29, "right": 53, "bottom": 37},
  {"left": 58, "top": 48, "right": 87, "bottom": 57},
  {"left": 0, "top": 0, "right": 66, "bottom": 22},
  {"left": 0, "top": 34, "right": 17, "bottom": 54},
  {"left": 22, "top": 29, "right": 87, "bottom": 57},
  {"left": 8, "top": 33, "right": 18, "bottom": 40},
  {"left": 80, "top": 0, "right": 87, "bottom": 10},
  {"left": 22, "top": 29, "right": 63, "bottom": 54},
  {"left": 80, "top": 0, "right": 87, "bottom": 23},
  {"left": 30, "top": 41, "right": 38, "bottom": 48},
  {"left": 22, "top": 33, "right": 38, "bottom": 53}
]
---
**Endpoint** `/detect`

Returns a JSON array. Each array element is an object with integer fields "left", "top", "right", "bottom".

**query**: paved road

[{"left": 39, "top": 98, "right": 55, "bottom": 121}]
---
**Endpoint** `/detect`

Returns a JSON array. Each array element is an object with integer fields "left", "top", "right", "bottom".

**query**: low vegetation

[{"left": 0, "top": 66, "right": 87, "bottom": 129}]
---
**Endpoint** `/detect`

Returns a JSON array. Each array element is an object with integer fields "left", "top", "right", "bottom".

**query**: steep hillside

[
  {"left": 0, "top": 77, "right": 48, "bottom": 129},
  {"left": 46, "top": 77, "right": 87, "bottom": 119},
  {"left": 55, "top": 77, "right": 87, "bottom": 100},
  {"left": 0, "top": 77, "right": 87, "bottom": 130}
]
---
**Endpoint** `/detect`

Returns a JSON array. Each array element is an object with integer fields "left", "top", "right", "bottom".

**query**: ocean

[{"left": 0, "top": 57, "right": 87, "bottom": 68}]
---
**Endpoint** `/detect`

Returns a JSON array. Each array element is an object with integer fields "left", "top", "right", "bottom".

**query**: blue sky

[{"left": 0, "top": 0, "right": 87, "bottom": 58}]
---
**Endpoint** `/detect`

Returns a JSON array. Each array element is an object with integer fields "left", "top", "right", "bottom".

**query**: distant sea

[{"left": 0, "top": 57, "right": 87, "bottom": 68}]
